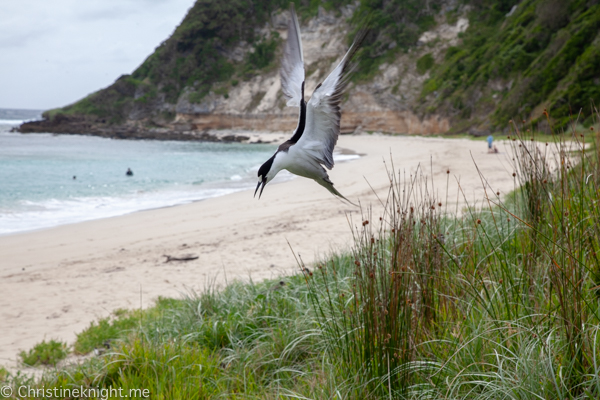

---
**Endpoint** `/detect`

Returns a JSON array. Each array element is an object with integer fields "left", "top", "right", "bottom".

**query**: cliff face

[
  {"left": 20, "top": 0, "right": 600, "bottom": 138},
  {"left": 176, "top": 6, "right": 464, "bottom": 135}
]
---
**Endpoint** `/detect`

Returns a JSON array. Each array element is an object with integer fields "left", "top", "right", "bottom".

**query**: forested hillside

[{"left": 419, "top": 0, "right": 600, "bottom": 130}]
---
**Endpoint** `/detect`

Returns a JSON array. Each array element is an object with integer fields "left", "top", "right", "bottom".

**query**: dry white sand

[{"left": 0, "top": 133, "right": 516, "bottom": 370}]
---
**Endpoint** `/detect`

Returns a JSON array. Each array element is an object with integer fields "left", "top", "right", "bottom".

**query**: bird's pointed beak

[
  {"left": 254, "top": 181, "right": 261, "bottom": 198},
  {"left": 254, "top": 180, "right": 266, "bottom": 199},
  {"left": 259, "top": 180, "right": 266, "bottom": 199}
]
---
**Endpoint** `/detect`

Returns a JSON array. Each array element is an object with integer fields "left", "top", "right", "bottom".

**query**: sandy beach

[{"left": 0, "top": 133, "right": 516, "bottom": 370}]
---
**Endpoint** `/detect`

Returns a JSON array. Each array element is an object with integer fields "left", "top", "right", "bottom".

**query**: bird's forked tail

[{"left": 318, "top": 177, "right": 358, "bottom": 207}]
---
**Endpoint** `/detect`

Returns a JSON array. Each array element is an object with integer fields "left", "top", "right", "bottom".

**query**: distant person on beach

[
  {"left": 126, "top": 168, "right": 133, "bottom": 176},
  {"left": 487, "top": 134, "right": 494, "bottom": 153},
  {"left": 73, "top": 175, "right": 76, "bottom": 180}
]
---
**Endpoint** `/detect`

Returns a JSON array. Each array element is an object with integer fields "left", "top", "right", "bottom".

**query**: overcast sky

[{"left": 0, "top": 0, "right": 195, "bottom": 110}]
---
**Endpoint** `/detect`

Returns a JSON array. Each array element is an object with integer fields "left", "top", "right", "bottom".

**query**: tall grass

[
  {"left": 4, "top": 113, "right": 600, "bottom": 399},
  {"left": 300, "top": 165, "right": 450, "bottom": 396},
  {"left": 300, "top": 111, "right": 600, "bottom": 398}
]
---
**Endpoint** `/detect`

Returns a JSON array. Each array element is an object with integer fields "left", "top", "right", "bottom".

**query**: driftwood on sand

[{"left": 163, "top": 254, "right": 199, "bottom": 263}]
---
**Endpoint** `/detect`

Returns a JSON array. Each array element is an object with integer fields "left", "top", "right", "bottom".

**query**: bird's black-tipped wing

[
  {"left": 298, "top": 29, "right": 368, "bottom": 170},
  {"left": 280, "top": 3, "right": 305, "bottom": 108}
]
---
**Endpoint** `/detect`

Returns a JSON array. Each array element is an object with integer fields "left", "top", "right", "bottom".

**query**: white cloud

[{"left": 0, "top": 0, "right": 195, "bottom": 110}]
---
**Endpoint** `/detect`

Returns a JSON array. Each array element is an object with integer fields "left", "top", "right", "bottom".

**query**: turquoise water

[{"left": 0, "top": 121, "right": 276, "bottom": 235}]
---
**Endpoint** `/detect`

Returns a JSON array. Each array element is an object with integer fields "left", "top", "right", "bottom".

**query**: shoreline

[
  {"left": 0, "top": 130, "right": 360, "bottom": 238},
  {"left": 0, "top": 133, "right": 515, "bottom": 372}
]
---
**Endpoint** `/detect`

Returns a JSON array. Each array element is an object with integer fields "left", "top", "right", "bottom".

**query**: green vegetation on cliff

[
  {"left": 421, "top": 0, "right": 600, "bottom": 130},
  {"left": 350, "top": 0, "right": 446, "bottom": 80}
]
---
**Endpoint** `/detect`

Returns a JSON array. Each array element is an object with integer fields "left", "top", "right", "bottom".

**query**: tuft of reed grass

[{"left": 300, "top": 163, "right": 452, "bottom": 396}]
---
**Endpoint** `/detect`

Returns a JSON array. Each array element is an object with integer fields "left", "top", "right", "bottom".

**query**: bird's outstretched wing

[
  {"left": 280, "top": 3, "right": 305, "bottom": 107},
  {"left": 299, "top": 29, "right": 368, "bottom": 170}
]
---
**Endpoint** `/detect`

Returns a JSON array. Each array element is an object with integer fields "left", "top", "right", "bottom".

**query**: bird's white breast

[{"left": 279, "top": 146, "right": 323, "bottom": 180}]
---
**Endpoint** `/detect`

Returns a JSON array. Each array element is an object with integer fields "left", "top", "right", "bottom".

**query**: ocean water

[
  {"left": 0, "top": 107, "right": 43, "bottom": 125},
  {"left": 0, "top": 113, "right": 359, "bottom": 235},
  {"left": 0, "top": 116, "right": 278, "bottom": 235}
]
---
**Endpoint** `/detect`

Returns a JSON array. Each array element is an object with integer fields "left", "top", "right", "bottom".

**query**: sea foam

[{"left": 0, "top": 131, "right": 359, "bottom": 235}]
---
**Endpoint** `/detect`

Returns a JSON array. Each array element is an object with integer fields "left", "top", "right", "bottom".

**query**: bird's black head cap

[{"left": 255, "top": 155, "right": 275, "bottom": 199}]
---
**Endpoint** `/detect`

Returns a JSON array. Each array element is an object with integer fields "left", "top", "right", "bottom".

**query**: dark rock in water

[
  {"left": 222, "top": 134, "right": 250, "bottom": 142},
  {"left": 17, "top": 116, "right": 252, "bottom": 143},
  {"left": 19, "top": 114, "right": 94, "bottom": 135}
]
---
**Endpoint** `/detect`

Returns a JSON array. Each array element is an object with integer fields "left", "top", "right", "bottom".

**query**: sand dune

[{"left": 0, "top": 133, "right": 516, "bottom": 370}]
